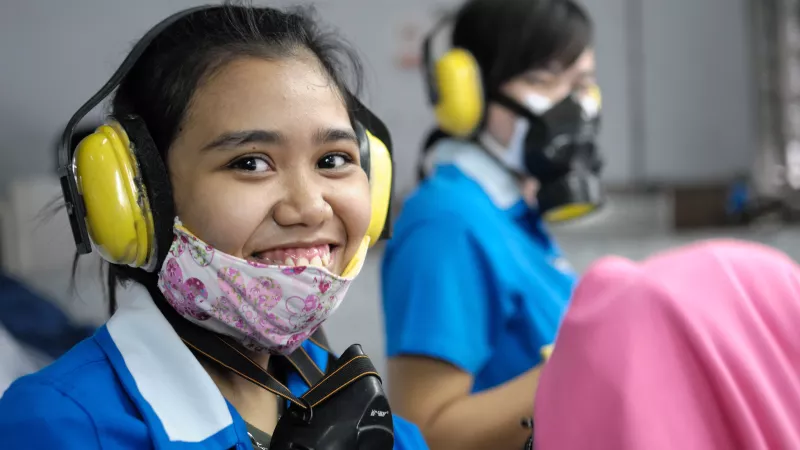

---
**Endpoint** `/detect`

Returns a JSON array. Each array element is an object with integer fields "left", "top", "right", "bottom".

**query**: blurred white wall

[
  {"left": 0, "top": 0, "right": 752, "bottom": 197},
  {"left": 638, "top": 0, "right": 756, "bottom": 183}
]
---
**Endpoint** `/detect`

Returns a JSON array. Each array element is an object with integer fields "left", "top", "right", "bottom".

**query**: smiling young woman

[{"left": 0, "top": 4, "right": 426, "bottom": 450}]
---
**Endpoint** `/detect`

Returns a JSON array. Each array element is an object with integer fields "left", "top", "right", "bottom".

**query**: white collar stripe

[
  {"left": 431, "top": 139, "right": 522, "bottom": 210},
  {"left": 100, "top": 284, "right": 238, "bottom": 448}
]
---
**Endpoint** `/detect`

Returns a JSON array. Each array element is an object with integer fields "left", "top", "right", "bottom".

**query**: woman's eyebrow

[
  {"left": 202, "top": 130, "right": 283, "bottom": 151},
  {"left": 314, "top": 127, "right": 359, "bottom": 146},
  {"left": 202, "top": 128, "right": 358, "bottom": 151}
]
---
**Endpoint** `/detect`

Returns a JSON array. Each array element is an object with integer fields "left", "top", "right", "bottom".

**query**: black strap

[
  {"left": 168, "top": 312, "right": 302, "bottom": 406},
  {"left": 307, "top": 327, "right": 332, "bottom": 351},
  {"left": 300, "top": 354, "right": 379, "bottom": 408},
  {"left": 277, "top": 333, "right": 327, "bottom": 386},
  {"left": 307, "top": 328, "right": 338, "bottom": 376},
  {"left": 492, "top": 93, "right": 536, "bottom": 120}
]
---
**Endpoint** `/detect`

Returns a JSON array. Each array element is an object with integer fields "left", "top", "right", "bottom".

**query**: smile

[{"left": 251, "top": 244, "right": 334, "bottom": 269}]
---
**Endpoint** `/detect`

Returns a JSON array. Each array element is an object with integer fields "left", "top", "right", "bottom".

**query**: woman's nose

[{"left": 271, "top": 173, "right": 333, "bottom": 228}]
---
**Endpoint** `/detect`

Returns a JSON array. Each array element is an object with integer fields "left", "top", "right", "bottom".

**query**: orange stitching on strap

[
  {"left": 299, "top": 346, "right": 324, "bottom": 376},
  {"left": 307, "top": 335, "right": 332, "bottom": 354},
  {"left": 302, "top": 355, "right": 369, "bottom": 397},
  {"left": 307, "top": 372, "right": 380, "bottom": 408},
  {"left": 284, "top": 354, "right": 313, "bottom": 386}
]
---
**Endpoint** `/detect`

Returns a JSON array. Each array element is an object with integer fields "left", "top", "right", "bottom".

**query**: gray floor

[{"left": 15, "top": 192, "right": 800, "bottom": 378}]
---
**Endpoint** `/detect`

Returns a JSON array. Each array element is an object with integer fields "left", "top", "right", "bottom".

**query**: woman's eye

[
  {"left": 317, "top": 153, "right": 353, "bottom": 170},
  {"left": 524, "top": 72, "right": 556, "bottom": 86},
  {"left": 228, "top": 156, "right": 271, "bottom": 173}
]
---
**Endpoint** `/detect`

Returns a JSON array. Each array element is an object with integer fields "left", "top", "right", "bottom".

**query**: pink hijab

[{"left": 534, "top": 239, "right": 800, "bottom": 450}]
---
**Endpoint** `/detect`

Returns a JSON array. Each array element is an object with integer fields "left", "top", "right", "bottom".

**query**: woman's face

[
  {"left": 486, "top": 48, "right": 596, "bottom": 146},
  {"left": 166, "top": 54, "right": 371, "bottom": 276}
]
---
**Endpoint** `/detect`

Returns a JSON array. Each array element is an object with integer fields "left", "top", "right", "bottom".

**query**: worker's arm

[
  {"left": 389, "top": 355, "right": 539, "bottom": 450},
  {"left": 382, "top": 217, "right": 535, "bottom": 449}
]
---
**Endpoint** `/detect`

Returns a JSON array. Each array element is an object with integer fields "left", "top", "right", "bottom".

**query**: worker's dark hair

[{"left": 452, "top": 0, "right": 593, "bottom": 94}]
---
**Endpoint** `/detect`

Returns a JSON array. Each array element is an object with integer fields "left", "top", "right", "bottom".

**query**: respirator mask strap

[
  {"left": 476, "top": 93, "right": 540, "bottom": 176},
  {"left": 153, "top": 297, "right": 382, "bottom": 413},
  {"left": 492, "top": 93, "right": 539, "bottom": 120}
]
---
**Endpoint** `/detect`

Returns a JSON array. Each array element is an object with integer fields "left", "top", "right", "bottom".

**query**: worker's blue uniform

[
  {"left": 382, "top": 139, "right": 577, "bottom": 393},
  {"left": 0, "top": 284, "right": 428, "bottom": 450}
]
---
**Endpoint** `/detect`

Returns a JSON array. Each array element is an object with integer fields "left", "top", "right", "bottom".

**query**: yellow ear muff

[
  {"left": 434, "top": 49, "right": 484, "bottom": 138},
  {"left": 540, "top": 344, "right": 554, "bottom": 362},
  {"left": 74, "top": 123, "right": 154, "bottom": 267},
  {"left": 365, "top": 129, "right": 392, "bottom": 248},
  {"left": 543, "top": 203, "right": 597, "bottom": 223}
]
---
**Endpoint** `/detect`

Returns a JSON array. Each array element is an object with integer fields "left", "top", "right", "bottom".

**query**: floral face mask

[{"left": 157, "top": 218, "right": 369, "bottom": 355}]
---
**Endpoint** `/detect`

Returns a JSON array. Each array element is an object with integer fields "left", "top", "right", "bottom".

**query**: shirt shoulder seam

[{"left": 30, "top": 375, "right": 104, "bottom": 449}]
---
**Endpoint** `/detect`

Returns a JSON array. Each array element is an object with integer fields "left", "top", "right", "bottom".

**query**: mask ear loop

[{"left": 341, "top": 236, "right": 370, "bottom": 279}]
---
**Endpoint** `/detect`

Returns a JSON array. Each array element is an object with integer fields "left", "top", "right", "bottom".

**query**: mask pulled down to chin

[{"left": 156, "top": 218, "right": 369, "bottom": 356}]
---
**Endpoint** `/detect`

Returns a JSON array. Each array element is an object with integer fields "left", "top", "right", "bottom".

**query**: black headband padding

[
  {"left": 114, "top": 115, "right": 176, "bottom": 272},
  {"left": 354, "top": 121, "right": 371, "bottom": 180},
  {"left": 351, "top": 97, "right": 393, "bottom": 156}
]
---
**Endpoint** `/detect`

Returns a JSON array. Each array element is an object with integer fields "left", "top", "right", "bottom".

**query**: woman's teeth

[
  {"left": 255, "top": 245, "right": 332, "bottom": 268},
  {"left": 287, "top": 254, "right": 330, "bottom": 267}
]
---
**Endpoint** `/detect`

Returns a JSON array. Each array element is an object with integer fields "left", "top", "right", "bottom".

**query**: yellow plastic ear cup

[
  {"left": 434, "top": 49, "right": 483, "bottom": 137},
  {"left": 108, "top": 120, "right": 131, "bottom": 149},
  {"left": 544, "top": 203, "right": 596, "bottom": 223},
  {"left": 587, "top": 84, "right": 602, "bottom": 109},
  {"left": 105, "top": 123, "right": 154, "bottom": 268},
  {"left": 74, "top": 124, "right": 153, "bottom": 267},
  {"left": 364, "top": 130, "right": 392, "bottom": 248},
  {"left": 109, "top": 120, "right": 156, "bottom": 267}
]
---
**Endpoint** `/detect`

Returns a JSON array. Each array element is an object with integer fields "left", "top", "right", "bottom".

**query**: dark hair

[
  {"left": 452, "top": 0, "right": 593, "bottom": 94},
  {"left": 98, "top": 2, "right": 365, "bottom": 314}
]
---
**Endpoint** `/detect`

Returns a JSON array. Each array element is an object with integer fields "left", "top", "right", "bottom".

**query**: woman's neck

[
  {"left": 200, "top": 353, "right": 280, "bottom": 434},
  {"left": 141, "top": 279, "right": 281, "bottom": 434}
]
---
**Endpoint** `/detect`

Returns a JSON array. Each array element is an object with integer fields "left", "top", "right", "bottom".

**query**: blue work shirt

[
  {"left": 0, "top": 284, "right": 428, "bottom": 450},
  {"left": 382, "top": 139, "right": 577, "bottom": 393}
]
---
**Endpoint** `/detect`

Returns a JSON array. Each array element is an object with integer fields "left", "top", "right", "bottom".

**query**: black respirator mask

[{"left": 485, "top": 88, "right": 605, "bottom": 222}]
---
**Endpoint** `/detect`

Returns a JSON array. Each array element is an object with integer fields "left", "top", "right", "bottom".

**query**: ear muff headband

[
  {"left": 58, "top": 6, "right": 211, "bottom": 260},
  {"left": 422, "top": 16, "right": 484, "bottom": 138},
  {"left": 59, "top": 6, "right": 395, "bottom": 268}
]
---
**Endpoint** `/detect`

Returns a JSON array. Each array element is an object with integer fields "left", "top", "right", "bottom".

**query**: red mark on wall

[{"left": 395, "top": 23, "right": 423, "bottom": 70}]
